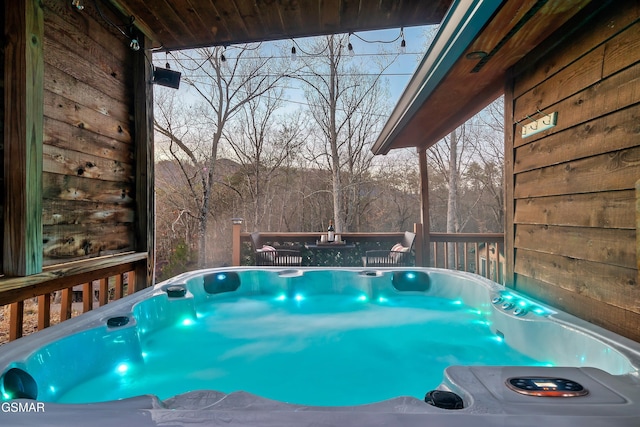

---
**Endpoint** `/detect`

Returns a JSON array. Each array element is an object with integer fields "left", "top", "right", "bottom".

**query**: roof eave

[{"left": 372, "top": 0, "right": 504, "bottom": 155}]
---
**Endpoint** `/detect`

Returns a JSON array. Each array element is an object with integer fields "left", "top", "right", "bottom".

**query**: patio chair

[
  {"left": 363, "top": 231, "right": 415, "bottom": 267},
  {"left": 250, "top": 232, "right": 303, "bottom": 267}
]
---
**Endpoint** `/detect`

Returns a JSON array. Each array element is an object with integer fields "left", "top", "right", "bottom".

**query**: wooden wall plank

[
  {"left": 44, "top": 116, "right": 132, "bottom": 164},
  {"left": 514, "top": 190, "right": 635, "bottom": 229},
  {"left": 43, "top": 173, "right": 133, "bottom": 204},
  {"left": 3, "top": 0, "right": 44, "bottom": 276},
  {"left": 42, "top": 223, "right": 133, "bottom": 263},
  {"left": 43, "top": 199, "right": 134, "bottom": 225},
  {"left": 602, "top": 20, "right": 640, "bottom": 78},
  {"left": 514, "top": 224, "right": 635, "bottom": 269},
  {"left": 515, "top": 248, "right": 638, "bottom": 312},
  {"left": 514, "top": 146, "right": 640, "bottom": 198},
  {"left": 43, "top": 144, "right": 133, "bottom": 182},
  {"left": 514, "top": 274, "right": 640, "bottom": 342},
  {"left": 514, "top": 105, "right": 640, "bottom": 174}
]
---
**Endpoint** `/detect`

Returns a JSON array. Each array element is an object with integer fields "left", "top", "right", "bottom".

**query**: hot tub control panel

[{"left": 506, "top": 377, "right": 588, "bottom": 397}]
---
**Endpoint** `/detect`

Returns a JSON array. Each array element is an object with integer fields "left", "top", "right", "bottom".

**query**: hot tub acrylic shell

[{"left": 1, "top": 267, "right": 639, "bottom": 427}]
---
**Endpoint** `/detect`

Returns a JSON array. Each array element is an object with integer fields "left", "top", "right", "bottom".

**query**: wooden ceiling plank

[
  {"left": 111, "top": 0, "right": 453, "bottom": 51},
  {"left": 320, "top": 0, "right": 343, "bottom": 33},
  {"left": 146, "top": 0, "right": 201, "bottom": 49},
  {"left": 228, "top": 0, "right": 262, "bottom": 43},
  {"left": 109, "top": 0, "right": 177, "bottom": 49},
  {"left": 253, "top": 0, "right": 288, "bottom": 41}
]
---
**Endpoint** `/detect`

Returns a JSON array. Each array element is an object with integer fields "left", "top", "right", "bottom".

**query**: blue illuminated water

[{"left": 55, "top": 294, "right": 544, "bottom": 405}]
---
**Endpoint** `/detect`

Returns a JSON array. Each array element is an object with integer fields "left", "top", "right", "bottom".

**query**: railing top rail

[
  {"left": 428, "top": 233, "right": 504, "bottom": 243},
  {"left": 0, "top": 252, "right": 147, "bottom": 306}
]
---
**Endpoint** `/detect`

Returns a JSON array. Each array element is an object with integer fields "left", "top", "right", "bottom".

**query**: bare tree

[
  {"left": 154, "top": 45, "right": 286, "bottom": 267},
  {"left": 293, "top": 34, "right": 394, "bottom": 232},
  {"left": 225, "top": 88, "right": 306, "bottom": 231}
]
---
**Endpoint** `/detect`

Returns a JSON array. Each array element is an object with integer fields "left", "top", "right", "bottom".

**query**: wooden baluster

[
  {"left": 37, "top": 294, "right": 51, "bottom": 330},
  {"left": 99, "top": 278, "right": 108, "bottom": 306},
  {"left": 114, "top": 273, "right": 124, "bottom": 300},
  {"left": 444, "top": 242, "right": 449, "bottom": 269},
  {"left": 82, "top": 283, "right": 92, "bottom": 313},
  {"left": 60, "top": 288, "right": 73, "bottom": 321},
  {"left": 433, "top": 242, "right": 439, "bottom": 267},
  {"left": 485, "top": 242, "right": 491, "bottom": 279},
  {"left": 9, "top": 301, "right": 24, "bottom": 341},
  {"left": 463, "top": 242, "right": 468, "bottom": 272},
  {"left": 127, "top": 271, "right": 135, "bottom": 295},
  {"left": 475, "top": 242, "right": 480, "bottom": 275},
  {"left": 454, "top": 242, "right": 459, "bottom": 271}
]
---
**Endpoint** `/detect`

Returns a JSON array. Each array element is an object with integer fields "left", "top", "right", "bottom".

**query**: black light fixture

[{"left": 153, "top": 66, "right": 181, "bottom": 89}]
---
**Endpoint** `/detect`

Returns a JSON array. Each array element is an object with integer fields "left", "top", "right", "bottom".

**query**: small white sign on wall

[{"left": 521, "top": 112, "right": 558, "bottom": 138}]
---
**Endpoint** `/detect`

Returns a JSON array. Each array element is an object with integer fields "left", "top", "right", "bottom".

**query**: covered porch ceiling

[
  {"left": 109, "top": 0, "right": 453, "bottom": 51},
  {"left": 372, "top": 0, "right": 598, "bottom": 154}
]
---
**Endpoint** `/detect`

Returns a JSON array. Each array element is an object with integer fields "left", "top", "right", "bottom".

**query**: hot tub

[{"left": 1, "top": 267, "right": 639, "bottom": 426}]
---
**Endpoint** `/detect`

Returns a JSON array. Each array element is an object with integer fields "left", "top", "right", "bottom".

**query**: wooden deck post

[
  {"left": 3, "top": 0, "right": 44, "bottom": 276},
  {"left": 133, "top": 33, "right": 155, "bottom": 290},
  {"left": 419, "top": 149, "right": 431, "bottom": 267},
  {"left": 231, "top": 218, "right": 244, "bottom": 266}
]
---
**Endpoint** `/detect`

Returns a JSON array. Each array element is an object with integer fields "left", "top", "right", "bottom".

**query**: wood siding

[
  {"left": 507, "top": 1, "right": 640, "bottom": 341},
  {"left": 41, "top": 1, "right": 136, "bottom": 265}
]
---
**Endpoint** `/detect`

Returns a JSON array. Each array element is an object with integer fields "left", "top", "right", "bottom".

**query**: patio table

[{"left": 304, "top": 242, "right": 356, "bottom": 266}]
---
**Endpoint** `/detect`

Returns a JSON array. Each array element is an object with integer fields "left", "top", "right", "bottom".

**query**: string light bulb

[
  {"left": 129, "top": 38, "right": 140, "bottom": 51},
  {"left": 291, "top": 45, "right": 297, "bottom": 61},
  {"left": 220, "top": 52, "right": 226, "bottom": 62},
  {"left": 347, "top": 33, "right": 355, "bottom": 57},
  {"left": 400, "top": 28, "right": 406, "bottom": 54},
  {"left": 71, "top": 0, "right": 84, "bottom": 10}
]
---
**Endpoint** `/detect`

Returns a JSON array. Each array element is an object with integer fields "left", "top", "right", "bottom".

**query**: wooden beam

[
  {"left": 3, "top": 0, "right": 44, "bottom": 275},
  {"left": 133, "top": 34, "right": 155, "bottom": 290},
  {"left": 504, "top": 70, "right": 516, "bottom": 288}
]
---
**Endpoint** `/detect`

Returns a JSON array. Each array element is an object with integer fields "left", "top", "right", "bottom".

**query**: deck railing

[
  {"left": 0, "top": 252, "right": 148, "bottom": 344},
  {"left": 233, "top": 224, "right": 504, "bottom": 283}
]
